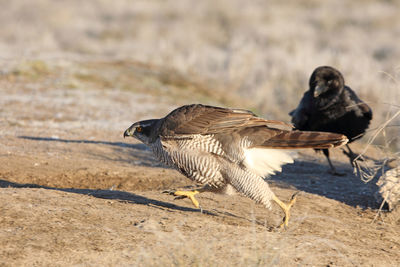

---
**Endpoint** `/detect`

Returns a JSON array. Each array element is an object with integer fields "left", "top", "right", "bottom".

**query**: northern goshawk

[
  {"left": 290, "top": 66, "right": 372, "bottom": 175},
  {"left": 124, "top": 104, "right": 348, "bottom": 227}
]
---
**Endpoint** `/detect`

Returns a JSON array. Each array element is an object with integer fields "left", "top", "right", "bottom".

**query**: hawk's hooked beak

[
  {"left": 123, "top": 127, "right": 133, "bottom": 138},
  {"left": 313, "top": 84, "right": 327, "bottom": 98}
]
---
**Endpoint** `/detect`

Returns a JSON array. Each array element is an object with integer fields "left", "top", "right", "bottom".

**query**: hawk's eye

[{"left": 136, "top": 126, "right": 143, "bottom": 133}]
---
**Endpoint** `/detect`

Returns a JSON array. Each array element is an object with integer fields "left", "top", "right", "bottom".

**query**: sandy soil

[{"left": 0, "top": 62, "right": 399, "bottom": 266}]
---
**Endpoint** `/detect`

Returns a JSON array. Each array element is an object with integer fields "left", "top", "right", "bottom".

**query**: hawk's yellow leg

[
  {"left": 173, "top": 190, "right": 201, "bottom": 208},
  {"left": 272, "top": 192, "right": 299, "bottom": 228}
]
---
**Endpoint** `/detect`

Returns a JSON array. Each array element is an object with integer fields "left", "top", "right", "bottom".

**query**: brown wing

[
  {"left": 159, "top": 104, "right": 347, "bottom": 151},
  {"left": 260, "top": 130, "right": 348, "bottom": 149},
  {"left": 231, "top": 125, "right": 348, "bottom": 150},
  {"left": 159, "top": 104, "right": 292, "bottom": 136}
]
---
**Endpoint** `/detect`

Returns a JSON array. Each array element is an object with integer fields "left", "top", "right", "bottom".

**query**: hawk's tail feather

[{"left": 260, "top": 131, "right": 348, "bottom": 149}]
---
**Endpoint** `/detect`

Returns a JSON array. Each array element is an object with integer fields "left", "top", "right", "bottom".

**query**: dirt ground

[{"left": 0, "top": 62, "right": 399, "bottom": 267}]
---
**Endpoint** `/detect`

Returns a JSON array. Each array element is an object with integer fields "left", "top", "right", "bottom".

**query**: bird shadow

[
  {"left": 18, "top": 135, "right": 146, "bottom": 149},
  {"left": 16, "top": 136, "right": 383, "bottom": 210},
  {"left": 0, "top": 178, "right": 205, "bottom": 213},
  {"left": 18, "top": 135, "right": 165, "bottom": 168},
  {"left": 269, "top": 159, "right": 383, "bottom": 209},
  {"left": 1, "top": 178, "right": 275, "bottom": 227},
  {"left": 14, "top": 135, "right": 274, "bottom": 225}
]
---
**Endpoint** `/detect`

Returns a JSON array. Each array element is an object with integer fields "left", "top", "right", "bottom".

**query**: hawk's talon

[
  {"left": 273, "top": 192, "right": 299, "bottom": 229},
  {"left": 162, "top": 190, "right": 176, "bottom": 195},
  {"left": 171, "top": 190, "right": 201, "bottom": 209},
  {"left": 289, "top": 191, "right": 299, "bottom": 202}
]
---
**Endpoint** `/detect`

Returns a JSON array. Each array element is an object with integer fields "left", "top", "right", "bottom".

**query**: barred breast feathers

[
  {"left": 160, "top": 133, "right": 295, "bottom": 178},
  {"left": 149, "top": 138, "right": 175, "bottom": 167},
  {"left": 223, "top": 163, "right": 275, "bottom": 209},
  {"left": 155, "top": 135, "right": 226, "bottom": 188}
]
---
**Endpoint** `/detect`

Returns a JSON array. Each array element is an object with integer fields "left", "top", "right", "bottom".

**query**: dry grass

[
  {"left": 354, "top": 108, "right": 400, "bottom": 181},
  {"left": 1, "top": 12, "right": 400, "bottom": 262},
  {"left": 1, "top": 0, "right": 399, "bottom": 150}
]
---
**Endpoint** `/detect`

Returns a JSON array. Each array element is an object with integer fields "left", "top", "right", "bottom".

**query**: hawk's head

[{"left": 123, "top": 119, "right": 159, "bottom": 145}]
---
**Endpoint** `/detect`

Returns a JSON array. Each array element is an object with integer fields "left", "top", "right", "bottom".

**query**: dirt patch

[{"left": 1, "top": 61, "right": 399, "bottom": 266}]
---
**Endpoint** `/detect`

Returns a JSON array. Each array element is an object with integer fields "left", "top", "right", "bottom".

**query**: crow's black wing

[{"left": 289, "top": 90, "right": 313, "bottom": 130}]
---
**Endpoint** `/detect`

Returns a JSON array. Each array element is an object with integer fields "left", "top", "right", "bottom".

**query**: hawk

[
  {"left": 124, "top": 104, "right": 348, "bottom": 227},
  {"left": 290, "top": 66, "right": 372, "bottom": 175}
]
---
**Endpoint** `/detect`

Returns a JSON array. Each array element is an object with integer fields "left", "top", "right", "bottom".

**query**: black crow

[{"left": 289, "top": 66, "right": 373, "bottom": 175}]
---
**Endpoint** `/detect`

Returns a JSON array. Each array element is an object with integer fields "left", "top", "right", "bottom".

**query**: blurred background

[
  {"left": 1, "top": 0, "right": 399, "bottom": 150},
  {"left": 2, "top": 2, "right": 400, "bottom": 265}
]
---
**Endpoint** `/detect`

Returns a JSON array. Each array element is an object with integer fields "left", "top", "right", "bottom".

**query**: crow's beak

[{"left": 313, "top": 84, "right": 326, "bottom": 98}]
